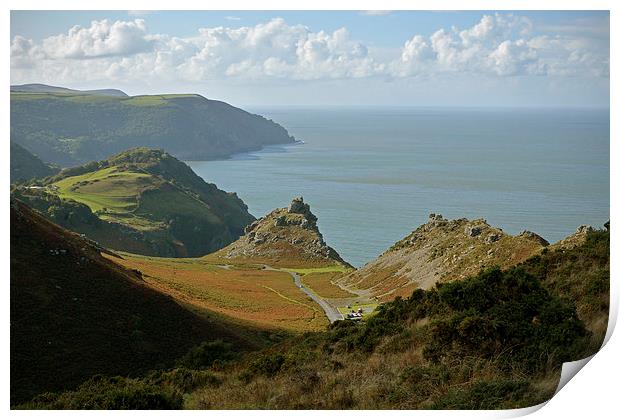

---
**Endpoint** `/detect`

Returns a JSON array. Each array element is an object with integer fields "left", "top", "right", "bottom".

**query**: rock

[
  {"left": 465, "top": 225, "right": 483, "bottom": 237},
  {"left": 604, "top": 221, "right": 610, "bottom": 231},
  {"left": 518, "top": 230, "right": 549, "bottom": 246},
  {"left": 485, "top": 233, "right": 501, "bottom": 244},
  {"left": 244, "top": 220, "right": 259, "bottom": 234},
  {"left": 288, "top": 196, "right": 308, "bottom": 214},
  {"left": 576, "top": 225, "right": 594, "bottom": 235},
  {"left": 274, "top": 216, "right": 287, "bottom": 227}
]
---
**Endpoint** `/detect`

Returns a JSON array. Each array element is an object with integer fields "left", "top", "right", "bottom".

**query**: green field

[{"left": 52, "top": 166, "right": 164, "bottom": 229}]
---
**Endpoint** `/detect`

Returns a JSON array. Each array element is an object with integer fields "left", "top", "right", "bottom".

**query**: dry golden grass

[
  {"left": 301, "top": 272, "right": 356, "bottom": 299},
  {"left": 107, "top": 253, "right": 329, "bottom": 333},
  {"left": 183, "top": 332, "right": 555, "bottom": 410}
]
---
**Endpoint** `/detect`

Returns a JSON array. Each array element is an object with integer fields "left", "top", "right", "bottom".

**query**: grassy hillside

[
  {"left": 10, "top": 199, "right": 262, "bottom": 405},
  {"left": 11, "top": 83, "right": 128, "bottom": 97},
  {"left": 11, "top": 89, "right": 294, "bottom": 166},
  {"left": 11, "top": 148, "right": 255, "bottom": 257},
  {"left": 108, "top": 253, "right": 330, "bottom": 333},
  {"left": 10, "top": 141, "right": 58, "bottom": 183},
  {"left": 23, "top": 228, "right": 608, "bottom": 409}
]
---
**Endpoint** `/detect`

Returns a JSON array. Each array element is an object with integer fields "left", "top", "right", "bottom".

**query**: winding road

[{"left": 263, "top": 266, "right": 343, "bottom": 323}]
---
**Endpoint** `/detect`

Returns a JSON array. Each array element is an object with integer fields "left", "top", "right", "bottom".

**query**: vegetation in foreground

[
  {"left": 20, "top": 228, "right": 609, "bottom": 409},
  {"left": 10, "top": 199, "right": 263, "bottom": 405}
]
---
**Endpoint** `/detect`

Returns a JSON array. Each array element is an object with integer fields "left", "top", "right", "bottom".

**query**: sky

[{"left": 10, "top": 10, "right": 610, "bottom": 107}]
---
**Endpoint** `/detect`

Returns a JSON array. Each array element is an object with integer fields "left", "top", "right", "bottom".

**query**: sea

[{"left": 188, "top": 107, "right": 610, "bottom": 268}]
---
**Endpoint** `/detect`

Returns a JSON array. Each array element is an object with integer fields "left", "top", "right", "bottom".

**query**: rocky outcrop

[
  {"left": 338, "top": 214, "right": 549, "bottom": 301},
  {"left": 214, "top": 197, "right": 350, "bottom": 268},
  {"left": 550, "top": 225, "right": 595, "bottom": 251}
]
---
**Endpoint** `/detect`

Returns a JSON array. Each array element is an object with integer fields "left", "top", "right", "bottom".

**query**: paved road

[{"left": 263, "top": 266, "right": 343, "bottom": 323}]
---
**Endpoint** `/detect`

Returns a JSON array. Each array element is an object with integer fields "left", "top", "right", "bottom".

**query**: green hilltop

[
  {"left": 12, "top": 148, "right": 255, "bottom": 257},
  {"left": 10, "top": 87, "right": 295, "bottom": 166}
]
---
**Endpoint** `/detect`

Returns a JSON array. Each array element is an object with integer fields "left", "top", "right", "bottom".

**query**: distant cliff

[{"left": 11, "top": 85, "right": 295, "bottom": 166}]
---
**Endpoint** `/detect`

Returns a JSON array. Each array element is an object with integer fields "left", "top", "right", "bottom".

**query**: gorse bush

[
  {"left": 177, "top": 340, "right": 238, "bottom": 370},
  {"left": 324, "top": 264, "right": 589, "bottom": 373},
  {"left": 424, "top": 267, "right": 588, "bottom": 371},
  {"left": 20, "top": 376, "right": 183, "bottom": 409}
]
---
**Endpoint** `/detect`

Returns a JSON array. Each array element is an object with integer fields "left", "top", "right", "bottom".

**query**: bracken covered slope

[
  {"left": 10, "top": 199, "right": 257, "bottom": 404},
  {"left": 212, "top": 197, "right": 351, "bottom": 268},
  {"left": 338, "top": 214, "right": 549, "bottom": 301}
]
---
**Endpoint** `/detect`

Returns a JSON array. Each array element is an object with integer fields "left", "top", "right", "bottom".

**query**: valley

[{"left": 7, "top": 82, "right": 609, "bottom": 410}]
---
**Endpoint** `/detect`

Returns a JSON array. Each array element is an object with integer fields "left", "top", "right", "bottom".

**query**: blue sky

[{"left": 10, "top": 10, "right": 610, "bottom": 107}]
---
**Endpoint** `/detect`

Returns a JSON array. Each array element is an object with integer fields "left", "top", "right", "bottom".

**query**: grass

[
  {"left": 53, "top": 166, "right": 152, "bottom": 214},
  {"left": 281, "top": 266, "right": 351, "bottom": 275},
  {"left": 108, "top": 253, "right": 330, "bottom": 333},
  {"left": 300, "top": 272, "right": 356, "bottom": 299},
  {"left": 120, "top": 94, "right": 200, "bottom": 107}
]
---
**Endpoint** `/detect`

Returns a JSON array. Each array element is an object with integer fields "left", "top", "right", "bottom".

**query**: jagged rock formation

[
  {"left": 550, "top": 225, "right": 595, "bottom": 251},
  {"left": 214, "top": 197, "right": 350, "bottom": 267},
  {"left": 337, "top": 213, "right": 549, "bottom": 301}
]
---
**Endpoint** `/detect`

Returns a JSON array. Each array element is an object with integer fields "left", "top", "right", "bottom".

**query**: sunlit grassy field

[
  {"left": 108, "top": 253, "right": 330, "bottom": 333},
  {"left": 53, "top": 166, "right": 151, "bottom": 213},
  {"left": 299, "top": 271, "right": 356, "bottom": 299}
]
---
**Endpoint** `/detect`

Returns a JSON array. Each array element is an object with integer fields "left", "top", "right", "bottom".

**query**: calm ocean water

[{"left": 189, "top": 107, "right": 610, "bottom": 268}]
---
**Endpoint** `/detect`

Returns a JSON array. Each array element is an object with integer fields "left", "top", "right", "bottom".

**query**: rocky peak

[
  {"left": 342, "top": 214, "right": 550, "bottom": 301},
  {"left": 216, "top": 197, "right": 350, "bottom": 267},
  {"left": 287, "top": 196, "right": 317, "bottom": 225}
]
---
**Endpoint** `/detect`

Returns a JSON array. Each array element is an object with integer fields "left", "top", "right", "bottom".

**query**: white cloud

[
  {"left": 393, "top": 13, "right": 607, "bottom": 78},
  {"left": 13, "top": 19, "right": 155, "bottom": 61},
  {"left": 225, "top": 16, "right": 242, "bottom": 21},
  {"left": 10, "top": 14, "right": 609, "bottom": 87}
]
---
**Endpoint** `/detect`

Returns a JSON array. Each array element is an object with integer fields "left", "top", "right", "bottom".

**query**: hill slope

[
  {"left": 27, "top": 227, "right": 609, "bottom": 409},
  {"left": 11, "top": 83, "right": 128, "bottom": 97},
  {"left": 10, "top": 141, "right": 58, "bottom": 183},
  {"left": 11, "top": 148, "right": 255, "bottom": 257},
  {"left": 10, "top": 199, "right": 258, "bottom": 404},
  {"left": 212, "top": 197, "right": 351, "bottom": 268},
  {"left": 11, "top": 88, "right": 295, "bottom": 166},
  {"left": 338, "top": 214, "right": 549, "bottom": 301}
]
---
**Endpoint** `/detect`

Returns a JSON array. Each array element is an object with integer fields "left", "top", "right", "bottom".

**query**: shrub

[
  {"left": 20, "top": 375, "right": 182, "bottom": 409},
  {"left": 177, "top": 340, "right": 237, "bottom": 370}
]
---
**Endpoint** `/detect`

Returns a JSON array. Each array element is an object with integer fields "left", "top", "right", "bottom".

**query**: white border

[{"left": 3, "top": 1, "right": 616, "bottom": 419}]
